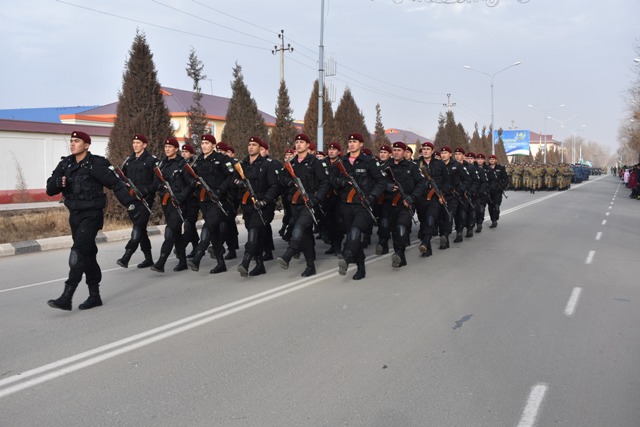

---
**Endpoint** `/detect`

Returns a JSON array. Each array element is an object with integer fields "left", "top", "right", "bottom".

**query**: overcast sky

[{"left": 2, "top": 0, "right": 638, "bottom": 152}]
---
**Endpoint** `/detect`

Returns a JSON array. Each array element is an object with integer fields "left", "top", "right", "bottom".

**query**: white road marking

[
  {"left": 595, "top": 232, "right": 602, "bottom": 241},
  {"left": 608, "top": 206, "right": 612, "bottom": 210},
  {"left": 605, "top": 212, "right": 610, "bottom": 216},
  {"left": 517, "top": 383, "right": 548, "bottom": 427},
  {"left": 564, "top": 287, "right": 582, "bottom": 316},
  {"left": 585, "top": 251, "right": 595, "bottom": 264},
  {"left": 602, "top": 220, "right": 607, "bottom": 225}
]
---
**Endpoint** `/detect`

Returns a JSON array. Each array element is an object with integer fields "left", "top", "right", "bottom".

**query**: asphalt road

[{"left": 1, "top": 175, "right": 638, "bottom": 427}]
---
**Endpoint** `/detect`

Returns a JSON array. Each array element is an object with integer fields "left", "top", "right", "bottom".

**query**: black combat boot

[
  {"left": 116, "top": 249, "right": 134, "bottom": 268},
  {"left": 224, "top": 248, "right": 237, "bottom": 260},
  {"left": 173, "top": 257, "right": 188, "bottom": 272},
  {"left": 263, "top": 250, "right": 274, "bottom": 261},
  {"left": 338, "top": 250, "right": 353, "bottom": 276},
  {"left": 78, "top": 284, "right": 103, "bottom": 310},
  {"left": 324, "top": 245, "right": 337, "bottom": 255},
  {"left": 353, "top": 259, "right": 366, "bottom": 280},
  {"left": 237, "top": 252, "right": 252, "bottom": 277},
  {"left": 151, "top": 253, "right": 169, "bottom": 273},
  {"left": 465, "top": 227, "right": 474, "bottom": 238},
  {"left": 419, "top": 237, "right": 430, "bottom": 255},
  {"left": 476, "top": 223, "right": 483, "bottom": 233},
  {"left": 187, "top": 250, "right": 206, "bottom": 272},
  {"left": 439, "top": 235, "right": 449, "bottom": 250},
  {"left": 489, "top": 221, "right": 498, "bottom": 228},
  {"left": 47, "top": 283, "right": 77, "bottom": 311},
  {"left": 375, "top": 239, "right": 389, "bottom": 255},
  {"left": 249, "top": 256, "right": 266, "bottom": 276},
  {"left": 362, "top": 234, "right": 371, "bottom": 249},
  {"left": 277, "top": 248, "right": 296, "bottom": 270},
  {"left": 301, "top": 261, "right": 316, "bottom": 277},
  {"left": 209, "top": 255, "right": 227, "bottom": 274},
  {"left": 137, "top": 251, "right": 154, "bottom": 268},
  {"left": 421, "top": 241, "right": 433, "bottom": 258},
  {"left": 186, "top": 249, "right": 196, "bottom": 259},
  {"left": 454, "top": 232, "right": 463, "bottom": 243}
]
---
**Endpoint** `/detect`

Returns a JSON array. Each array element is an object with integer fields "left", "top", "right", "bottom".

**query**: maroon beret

[
  {"left": 379, "top": 144, "right": 392, "bottom": 153},
  {"left": 201, "top": 134, "right": 217, "bottom": 144},
  {"left": 294, "top": 133, "right": 311, "bottom": 144},
  {"left": 285, "top": 148, "right": 295, "bottom": 155},
  {"left": 327, "top": 142, "right": 342, "bottom": 151},
  {"left": 466, "top": 152, "right": 476, "bottom": 159},
  {"left": 216, "top": 142, "right": 229, "bottom": 152},
  {"left": 421, "top": 141, "right": 435, "bottom": 149},
  {"left": 317, "top": 151, "right": 326, "bottom": 156},
  {"left": 489, "top": 154, "right": 498, "bottom": 160},
  {"left": 454, "top": 147, "right": 466, "bottom": 155},
  {"left": 165, "top": 138, "right": 179, "bottom": 148},
  {"left": 348, "top": 133, "right": 364, "bottom": 142},
  {"left": 441, "top": 146, "right": 453, "bottom": 153},
  {"left": 227, "top": 146, "right": 235, "bottom": 154},
  {"left": 476, "top": 153, "right": 486, "bottom": 159},
  {"left": 392, "top": 141, "right": 407, "bottom": 151},
  {"left": 309, "top": 142, "right": 316, "bottom": 151},
  {"left": 249, "top": 136, "right": 268, "bottom": 150},
  {"left": 133, "top": 134, "right": 148, "bottom": 144},
  {"left": 71, "top": 130, "right": 91, "bottom": 144},
  {"left": 406, "top": 146, "right": 413, "bottom": 153},
  {"left": 182, "top": 144, "right": 195, "bottom": 154},
  {"left": 362, "top": 148, "right": 372, "bottom": 156}
]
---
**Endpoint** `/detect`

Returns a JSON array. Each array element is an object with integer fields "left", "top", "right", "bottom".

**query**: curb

[{"left": 1, "top": 212, "right": 282, "bottom": 258}]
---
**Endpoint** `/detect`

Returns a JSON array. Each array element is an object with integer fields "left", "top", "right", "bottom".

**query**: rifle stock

[
  {"left": 335, "top": 159, "right": 377, "bottom": 225},
  {"left": 114, "top": 166, "right": 152, "bottom": 214},
  {"left": 283, "top": 161, "right": 320, "bottom": 225},
  {"left": 153, "top": 165, "right": 185, "bottom": 222},
  {"left": 233, "top": 162, "right": 266, "bottom": 226}
]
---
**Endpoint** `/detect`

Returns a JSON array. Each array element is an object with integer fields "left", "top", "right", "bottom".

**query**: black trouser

[
  {"left": 322, "top": 197, "right": 343, "bottom": 246},
  {"left": 225, "top": 204, "right": 240, "bottom": 250},
  {"left": 67, "top": 209, "right": 103, "bottom": 287},
  {"left": 438, "top": 196, "right": 459, "bottom": 236},
  {"left": 474, "top": 194, "right": 487, "bottom": 225},
  {"left": 196, "top": 201, "right": 230, "bottom": 257},
  {"left": 287, "top": 204, "right": 316, "bottom": 261},
  {"left": 389, "top": 206, "right": 412, "bottom": 251},
  {"left": 376, "top": 203, "right": 391, "bottom": 242},
  {"left": 488, "top": 190, "right": 503, "bottom": 222},
  {"left": 341, "top": 203, "right": 373, "bottom": 262},
  {"left": 241, "top": 203, "right": 275, "bottom": 256},
  {"left": 416, "top": 198, "right": 440, "bottom": 241},
  {"left": 160, "top": 203, "right": 186, "bottom": 258},
  {"left": 183, "top": 197, "right": 200, "bottom": 249},
  {"left": 124, "top": 200, "right": 152, "bottom": 253}
]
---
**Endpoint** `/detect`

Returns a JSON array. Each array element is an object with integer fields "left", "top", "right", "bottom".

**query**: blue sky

[{"left": 1, "top": 0, "right": 638, "bottom": 152}]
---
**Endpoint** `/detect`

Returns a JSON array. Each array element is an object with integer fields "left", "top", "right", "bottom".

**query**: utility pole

[
  {"left": 443, "top": 93, "right": 456, "bottom": 112},
  {"left": 317, "top": 0, "right": 325, "bottom": 152},
  {"left": 272, "top": 30, "right": 293, "bottom": 83}
]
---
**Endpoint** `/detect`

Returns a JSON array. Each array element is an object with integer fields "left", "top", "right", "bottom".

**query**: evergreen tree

[
  {"left": 372, "top": 103, "right": 390, "bottom": 152},
  {"left": 456, "top": 122, "right": 469, "bottom": 151},
  {"left": 334, "top": 87, "right": 371, "bottom": 147},
  {"left": 433, "top": 113, "right": 447, "bottom": 149},
  {"left": 185, "top": 47, "right": 208, "bottom": 150},
  {"left": 106, "top": 30, "right": 173, "bottom": 220},
  {"left": 480, "top": 125, "right": 491, "bottom": 155},
  {"left": 271, "top": 80, "right": 298, "bottom": 160},
  {"left": 302, "top": 80, "right": 338, "bottom": 150},
  {"left": 469, "top": 123, "right": 482, "bottom": 154},
  {"left": 221, "top": 62, "right": 268, "bottom": 158}
]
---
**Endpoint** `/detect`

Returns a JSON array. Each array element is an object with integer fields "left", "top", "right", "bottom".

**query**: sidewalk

[{"left": 0, "top": 201, "right": 61, "bottom": 211}]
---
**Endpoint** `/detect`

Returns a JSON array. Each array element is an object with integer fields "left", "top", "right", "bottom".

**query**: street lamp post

[
  {"left": 528, "top": 104, "right": 565, "bottom": 163},
  {"left": 572, "top": 124, "right": 586, "bottom": 164},
  {"left": 547, "top": 115, "right": 577, "bottom": 163},
  {"left": 464, "top": 61, "right": 522, "bottom": 156}
]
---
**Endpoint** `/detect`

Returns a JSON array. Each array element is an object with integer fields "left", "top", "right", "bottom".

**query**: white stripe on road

[
  {"left": 605, "top": 212, "right": 610, "bottom": 216},
  {"left": 0, "top": 267, "right": 124, "bottom": 294},
  {"left": 602, "top": 220, "right": 607, "bottom": 225},
  {"left": 585, "top": 251, "right": 595, "bottom": 264},
  {"left": 608, "top": 206, "right": 612, "bottom": 209},
  {"left": 595, "top": 232, "right": 602, "bottom": 241},
  {"left": 517, "top": 383, "right": 548, "bottom": 427},
  {"left": 564, "top": 287, "right": 582, "bottom": 316}
]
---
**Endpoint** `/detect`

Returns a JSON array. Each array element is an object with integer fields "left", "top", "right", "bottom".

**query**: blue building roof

[{"left": 0, "top": 106, "right": 98, "bottom": 123}]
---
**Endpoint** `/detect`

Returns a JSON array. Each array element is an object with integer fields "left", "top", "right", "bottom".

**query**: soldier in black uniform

[
  {"left": 116, "top": 134, "right": 157, "bottom": 269},
  {"left": 151, "top": 138, "right": 194, "bottom": 273},
  {"left": 415, "top": 141, "right": 449, "bottom": 257},
  {"left": 329, "top": 133, "right": 385, "bottom": 280},
  {"left": 384, "top": 142, "right": 426, "bottom": 268},
  {"left": 438, "top": 146, "right": 469, "bottom": 248},
  {"left": 46, "top": 130, "right": 142, "bottom": 311},
  {"left": 187, "top": 134, "right": 235, "bottom": 274},
  {"left": 217, "top": 142, "right": 240, "bottom": 260},
  {"left": 181, "top": 143, "right": 200, "bottom": 258},
  {"left": 461, "top": 152, "right": 481, "bottom": 238},
  {"left": 321, "top": 142, "right": 344, "bottom": 256},
  {"left": 451, "top": 147, "right": 474, "bottom": 243},
  {"left": 473, "top": 153, "right": 490, "bottom": 232},
  {"left": 374, "top": 144, "right": 393, "bottom": 256},
  {"left": 259, "top": 143, "right": 284, "bottom": 262},
  {"left": 486, "top": 154, "right": 509, "bottom": 228},
  {"left": 277, "top": 133, "right": 330, "bottom": 277},
  {"left": 279, "top": 148, "right": 296, "bottom": 241},
  {"left": 232, "top": 136, "right": 280, "bottom": 277}
]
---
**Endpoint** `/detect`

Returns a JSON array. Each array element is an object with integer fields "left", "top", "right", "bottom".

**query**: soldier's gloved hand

[
  {"left": 254, "top": 199, "right": 267, "bottom": 209},
  {"left": 404, "top": 195, "right": 414, "bottom": 207},
  {"left": 282, "top": 176, "right": 294, "bottom": 187},
  {"left": 233, "top": 178, "right": 245, "bottom": 188},
  {"left": 385, "top": 183, "right": 397, "bottom": 192},
  {"left": 333, "top": 177, "right": 348, "bottom": 188},
  {"left": 366, "top": 194, "right": 377, "bottom": 205},
  {"left": 308, "top": 196, "right": 320, "bottom": 208},
  {"left": 55, "top": 176, "right": 67, "bottom": 188}
]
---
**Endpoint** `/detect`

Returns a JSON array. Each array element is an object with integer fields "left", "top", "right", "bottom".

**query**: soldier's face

[
  {"left": 476, "top": 158, "right": 485, "bottom": 166},
  {"left": 379, "top": 150, "right": 390, "bottom": 161},
  {"left": 328, "top": 147, "right": 340, "bottom": 159},
  {"left": 348, "top": 139, "right": 362, "bottom": 154},
  {"left": 181, "top": 150, "right": 192, "bottom": 160},
  {"left": 201, "top": 140, "right": 214, "bottom": 155},
  {"left": 260, "top": 147, "right": 268, "bottom": 157},
  {"left": 295, "top": 139, "right": 309, "bottom": 155},
  {"left": 165, "top": 144, "right": 178, "bottom": 158},
  {"left": 441, "top": 151, "right": 451, "bottom": 161},
  {"left": 404, "top": 150, "right": 413, "bottom": 161},
  {"left": 70, "top": 137, "right": 89, "bottom": 155},
  {"left": 489, "top": 158, "right": 497, "bottom": 166},
  {"left": 392, "top": 148, "right": 405, "bottom": 162},
  {"left": 465, "top": 156, "right": 474, "bottom": 163},
  {"left": 247, "top": 141, "right": 261, "bottom": 156},
  {"left": 455, "top": 152, "right": 464, "bottom": 162},
  {"left": 132, "top": 139, "right": 146, "bottom": 155},
  {"left": 421, "top": 146, "right": 433, "bottom": 158}
]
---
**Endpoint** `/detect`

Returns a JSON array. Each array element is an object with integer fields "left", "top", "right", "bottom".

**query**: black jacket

[
  {"left": 121, "top": 149, "right": 157, "bottom": 202},
  {"left": 329, "top": 153, "right": 386, "bottom": 203}
]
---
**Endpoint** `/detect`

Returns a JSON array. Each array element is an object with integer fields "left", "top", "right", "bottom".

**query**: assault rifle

[
  {"left": 233, "top": 162, "right": 266, "bottom": 226},
  {"left": 283, "top": 161, "right": 321, "bottom": 225},
  {"left": 184, "top": 163, "right": 228, "bottom": 216},
  {"left": 114, "top": 166, "right": 152, "bottom": 214},
  {"left": 384, "top": 167, "right": 417, "bottom": 224},
  {"left": 153, "top": 165, "right": 185, "bottom": 222},
  {"left": 419, "top": 164, "right": 451, "bottom": 218},
  {"left": 334, "top": 159, "right": 377, "bottom": 225}
]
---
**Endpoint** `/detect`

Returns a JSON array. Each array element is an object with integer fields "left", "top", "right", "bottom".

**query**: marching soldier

[
  {"left": 439, "top": 147, "right": 471, "bottom": 246},
  {"left": 374, "top": 144, "right": 393, "bottom": 255},
  {"left": 472, "top": 153, "right": 489, "bottom": 233},
  {"left": 151, "top": 138, "right": 193, "bottom": 273},
  {"left": 384, "top": 141, "right": 426, "bottom": 268},
  {"left": 277, "top": 133, "right": 330, "bottom": 277},
  {"left": 330, "top": 133, "right": 385, "bottom": 280},
  {"left": 116, "top": 134, "right": 157, "bottom": 269},
  {"left": 46, "top": 130, "right": 143, "bottom": 310},
  {"left": 232, "top": 136, "right": 279, "bottom": 277},
  {"left": 415, "top": 141, "right": 449, "bottom": 257},
  {"left": 180, "top": 143, "right": 200, "bottom": 258},
  {"left": 485, "top": 154, "right": 509, "bottom": 228},
  {"left": 186, "top": 135, "right": 235, "bottom": 274},
  {"left": 216, "top": 142, "right": 240, "bottom": 260},
  {"left": 322, "top": 142, "right": 345, "bottom": 256},
  {"left": 453, "top": 148, "right": 476, "bottom": 241}
]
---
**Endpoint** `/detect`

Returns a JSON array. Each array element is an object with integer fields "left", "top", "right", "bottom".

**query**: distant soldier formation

[
  {"left": 46, "top": 130, "right": 512, "bottom": 311},
  {"left": 505, "top": 163, "right": 574, "bottom": 193}
]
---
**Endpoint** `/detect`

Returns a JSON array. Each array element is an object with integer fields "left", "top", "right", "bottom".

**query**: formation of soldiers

[
  {"left": 505, "top": 163, "right": 574, "bottom": 193},
  {"left": 46, "top": 130, "right": 510, "bottom": 311}
]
